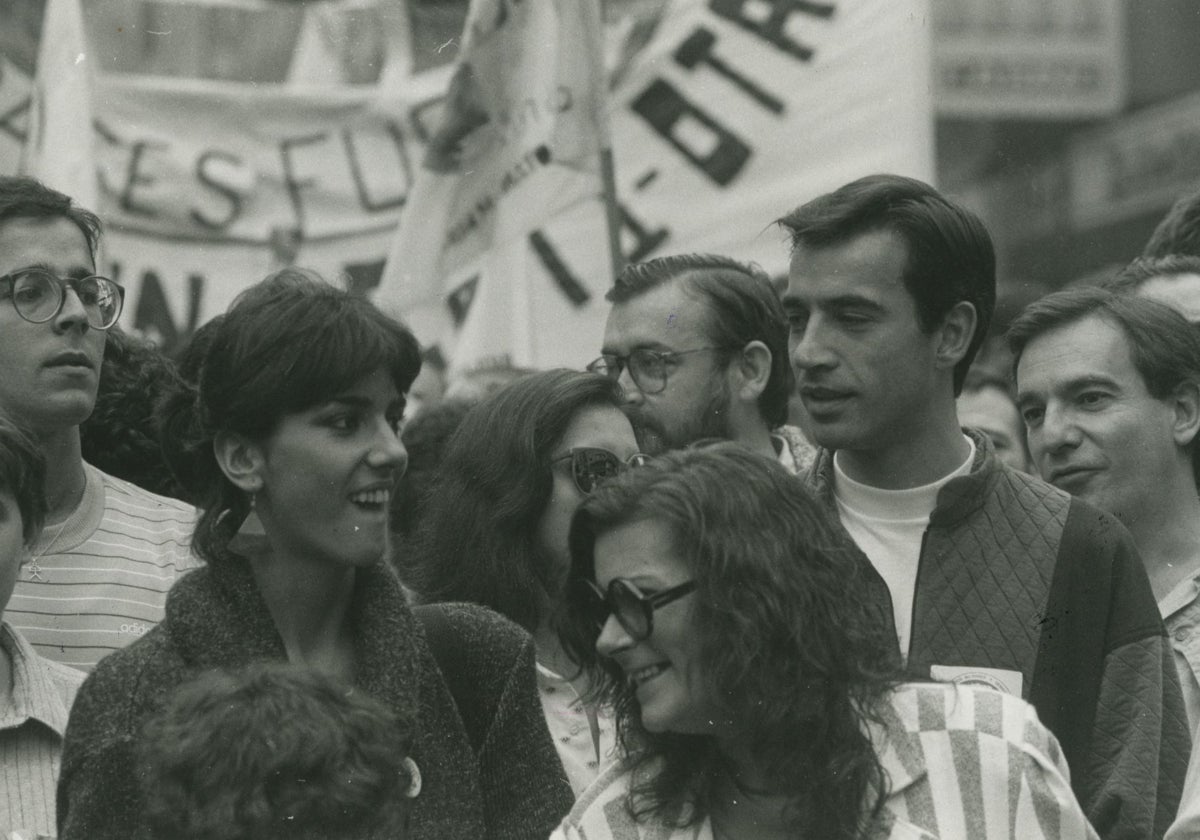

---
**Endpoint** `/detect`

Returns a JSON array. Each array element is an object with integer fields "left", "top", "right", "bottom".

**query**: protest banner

[
  {"left": 3, "top": 0, "right": 933, "bottom": 369},
  {"left": 389, "top": 0, "right": 934, "bottom": 374}
]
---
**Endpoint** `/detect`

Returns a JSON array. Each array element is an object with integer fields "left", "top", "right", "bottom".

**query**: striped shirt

[
  {"left": 552, "top": 683, "right": 1099, "bottom": 840},
  {"left": 0, "top": 622, "right": 83, "bottom": 837},
  {"left": 8, "top": 464, "right": 199, "bottom": 672}
]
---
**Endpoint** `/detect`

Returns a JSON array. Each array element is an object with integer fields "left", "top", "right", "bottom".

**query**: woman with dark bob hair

[
  {"left": 58, "top": 271, "right": 573, "bottom": 839},
  {"left": 553, "top": 444, "right": 1096, "bottom": 840},
  {"left": 407, "top": 369, "right": 644, "bottom": 795}
]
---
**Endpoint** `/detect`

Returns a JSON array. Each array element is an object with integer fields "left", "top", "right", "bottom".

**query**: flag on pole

[
  {"left": 373, "top": 0, "right": 613, "bottom": 372},
  {"left": 20, "top": 0, "right": 97, "bottom": 209}
]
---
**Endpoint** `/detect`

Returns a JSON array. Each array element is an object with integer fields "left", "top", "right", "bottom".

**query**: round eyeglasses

[
  {"left": 576, "top": 577, "right": 697, "bottom": 642},
  {"left": 586, "top": 346, "right": 731, "bottom": 395},
  {"left": 0, "top": 268, "right": 125, "bottom": 330}
]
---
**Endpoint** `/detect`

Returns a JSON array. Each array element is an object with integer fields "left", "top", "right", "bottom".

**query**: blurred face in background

[{"left": 957, "top": 383, "right": 1028, "bottom": 472}]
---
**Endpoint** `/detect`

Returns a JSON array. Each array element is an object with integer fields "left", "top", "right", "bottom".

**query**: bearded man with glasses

[
  {"left": 0, "top": 177, "right": 197, "bottom": 672},
  {"left": 590, "top": 253, "right": 814, "bottom": 472}
]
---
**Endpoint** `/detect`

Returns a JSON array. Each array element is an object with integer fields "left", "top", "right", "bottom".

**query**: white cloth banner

[
  {"left": 387, "top": 0, "right": 935, "bottom": 374},
  {"left": 2, "top": 0, "right": 933, "bottom": 370},
  {"left": 20, "top": 0, "right": 97, "bottom": 208},
  {"left": 84, "top": 68, "right": 447, "bottom": 346}
]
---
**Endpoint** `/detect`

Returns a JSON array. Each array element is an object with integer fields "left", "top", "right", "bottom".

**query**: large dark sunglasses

[
  {"left": 577, "top": 578, "right": 696, "bottom": 642},
  {"left": 551, "top": 447, "right": 650, "bottom": 495}
]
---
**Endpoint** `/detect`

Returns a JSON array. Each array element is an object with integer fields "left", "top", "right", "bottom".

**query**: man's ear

[
  {"left": 731, "top": 340, "right": 772, "bottom": 404},
  {"left": 935, "top": 301, "right": 979, "bottom": 371},
  {"left": 213, "top": 431, "right": 265, "bottom": 494},
  {"left": 1171, "top": 378, "right": 1200, "bottom": 453}
]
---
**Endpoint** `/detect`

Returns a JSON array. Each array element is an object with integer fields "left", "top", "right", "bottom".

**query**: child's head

[{"left": 139, "top": 662, "right": 416, "bottom": 840}]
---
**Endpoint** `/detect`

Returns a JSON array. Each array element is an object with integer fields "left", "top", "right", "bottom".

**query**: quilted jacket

[{"left": 806, "top": 430, "right": 1189, "bottom": 840}]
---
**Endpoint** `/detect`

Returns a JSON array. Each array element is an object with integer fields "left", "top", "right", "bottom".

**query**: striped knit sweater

[
  {"left": 552, "top": 682, "right": 1098, "bottom": 840},
  {"left": 7, "top": 463, "right": 198, "bottom": 671}
]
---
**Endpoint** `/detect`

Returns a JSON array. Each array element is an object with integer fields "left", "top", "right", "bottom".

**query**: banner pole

[{"left": 600, "top": 146, "right": 624, "bottom": 277}]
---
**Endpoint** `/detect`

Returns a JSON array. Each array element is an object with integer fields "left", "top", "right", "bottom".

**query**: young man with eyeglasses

[
  {"left": 779, "top": 174, "right": 1186, "bottom": 840},
  {"left": 0, "top": 176, "right": 196, "bottom": 672},
  {"left": 590, "top": 253, "right": 814, "bottom": 472}
]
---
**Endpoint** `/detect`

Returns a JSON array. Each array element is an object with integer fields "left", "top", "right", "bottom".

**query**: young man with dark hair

[
  {"left": 590, "top": 253, "right": 813, "bottom": 471},
  {"left": 779, "top": 173, "right": 1186, "bottom": 840},
  {"left": 0, "top": 176, "right": 196, "bottom": 671}
]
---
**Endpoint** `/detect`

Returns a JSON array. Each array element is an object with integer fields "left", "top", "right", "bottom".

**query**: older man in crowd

[{"left": 590, "top": 253, "right": 814, "bottom": 471}]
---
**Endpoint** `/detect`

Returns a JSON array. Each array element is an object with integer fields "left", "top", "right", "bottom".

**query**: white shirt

[
  {"left": 833, "top": 437, "right": 975, "bottom": 660},
  {"left": 536, "top": 662, "right": 616, "bottom": 796}
]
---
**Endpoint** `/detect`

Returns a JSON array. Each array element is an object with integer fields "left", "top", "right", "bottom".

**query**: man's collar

[{"left": 807, "top": 428, "right": 1001, "bottom": 527}]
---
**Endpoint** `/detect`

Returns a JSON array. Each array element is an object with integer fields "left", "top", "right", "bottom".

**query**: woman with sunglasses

[
  {"left": 554, "top": 443, "right": 1096, "bottom": 840},
  {"left": 57, "top": 271, "right": 573, "bottom": 839},
  {"left": 407, "top": 369, "right": 646, "bottom": 795}
]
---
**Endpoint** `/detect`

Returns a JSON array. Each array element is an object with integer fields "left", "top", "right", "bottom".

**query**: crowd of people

[{"left": 0, "top": 169, "right": 1199, "bottom": 838}]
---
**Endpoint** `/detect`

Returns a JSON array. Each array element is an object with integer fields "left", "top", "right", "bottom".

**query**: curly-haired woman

[{"left": 553, "top": 443, "right": 1097, "bottom": 840}]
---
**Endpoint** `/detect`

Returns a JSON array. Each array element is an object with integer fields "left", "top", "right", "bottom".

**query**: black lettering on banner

[
  {"left": 674, "top": 28, "right": 784, "bottom": 115},
  {"left": 131, "top": 271, "right": 205, "bottom": 353},
  {"left": 0, "top": 96, "right": 31, "bottom": 143},
  {"left": 344, "top": 121, "right": 409, "bottom": 213},
  {"left": 630, "top": 79, "right": 750, "bottom": 186},
  {"left": 343, "top": 258, "right": 386, "bottom": 296},
  {"left": 94, "top": 118, "right": 125, "bottom": 197},
  {"left": 409, "top": 94, "right": 446, "bottom": 145},
  {"left": 192, "top": 150, "right": 244, "bottom": 230},
  {"left": 709, "top": 0, "right": 835, "bottom": 63},
  {"left": 529, "top": 230, "right": 589, "bottom": 307},
  {"left": 119, "top": 140, "right": 167, "bottom": 217},
  {"left": 279, "top": 133, "right": 327, "bottom": 234},
  {"left": 447, "top": 275, "right": 480, "bottom": 327},
  {"left": 618, "top": 203, "right": 670, "bottom": 264}
]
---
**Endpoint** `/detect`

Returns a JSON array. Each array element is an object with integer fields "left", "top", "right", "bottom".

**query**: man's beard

[{"left": 626, "top": 382, "right": 734, "bottom": 455}]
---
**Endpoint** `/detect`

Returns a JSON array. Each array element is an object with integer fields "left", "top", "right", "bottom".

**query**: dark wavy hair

[
  {"left": 1007, "top": 286, "right": 1200, "bottom": 487},
  {"left": 0, "top": 175, "right": 102, "bottom": 261},
  {"left": 138, "top": 662, "right": 413, "bottom": 840},
  {"left": 80, "top": 329, "right": 185, "bottom": 499},
  {"left": 608, "top": 253, "right": 793, "bottom": 428},
  {"left": 0, "top": 413, "right": 46, "bottom": 545},
  {"left": 1104, "top": 254, "right": 1200, "bottom": 299},
  {"left": 406, "top": 370, "right": 625, "bottom": 632},
  {"left": 156, "top": 269, "right": 421, "bottom": 564},
  {"left": 1144, "top": 189, "right": 1200, "bottom": 259},
  {"left": 560, "top": 444, "right": 900, "bottom": 839},
  {"left": 778, "top": 174, "right": 995, "bottom": 395}
]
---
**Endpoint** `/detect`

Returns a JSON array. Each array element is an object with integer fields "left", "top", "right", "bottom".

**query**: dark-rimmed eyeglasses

[
  {"left": 0, "top": 268, "right": 125, "bottom": 330},
  {"left": 586, "top": 346, "right": 730, "bottom": 395},
  {"left": 551, "top": 447, "right": 650, "bottom": 495},
  {"left": 577, "top": 577, "right": 696, "bottom": 642}
]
